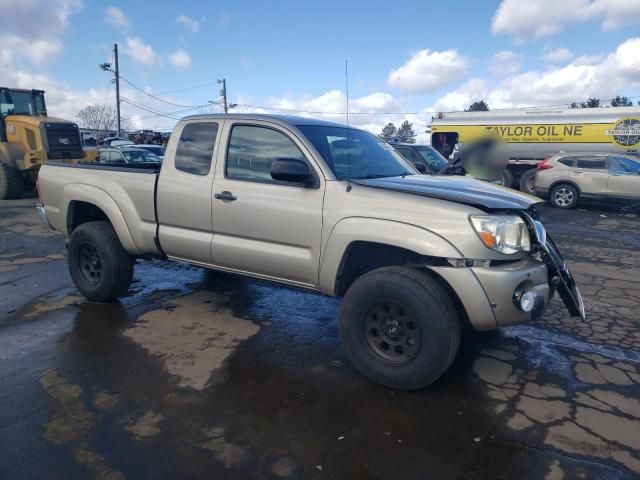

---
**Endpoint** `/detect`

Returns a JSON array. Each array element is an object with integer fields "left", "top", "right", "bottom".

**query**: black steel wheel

[
  {"left": 339, "top": 266, "right": 460, "bottom": 390},
  {"left": 68, "top": 221, "right": 133, "bottom": 302},
  {"left": 363, "top": 300, "right": 422, "bottom": 366}
]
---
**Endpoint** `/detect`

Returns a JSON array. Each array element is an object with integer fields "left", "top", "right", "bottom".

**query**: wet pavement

[{"left": 1, "top": 197, "right": 639, "bottom": 480}]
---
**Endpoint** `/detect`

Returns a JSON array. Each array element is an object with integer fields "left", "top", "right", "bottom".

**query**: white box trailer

[{"left": 430, "top": 107, "right": 640, "bottom": 192}]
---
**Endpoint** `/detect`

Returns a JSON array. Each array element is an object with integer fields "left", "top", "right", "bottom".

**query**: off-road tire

[
  {"left": 339, "top": 266, "right": 461, "bottom": 390},
  {"left": 550, "top": 183, "right": 579, "bottom": 209},
  {"left": 68, "top": 221, "right": 134, "bottom": 302},
  {"left": 0, "top": 163, "right": 24, "bottom": 199},
  {"left": 519, "top": 169, "right": 537, "bottom": 195}
]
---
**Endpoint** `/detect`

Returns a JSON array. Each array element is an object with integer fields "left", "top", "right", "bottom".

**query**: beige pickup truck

[{"left": 37, "top": 114, "right": 584, "bottom": 390}]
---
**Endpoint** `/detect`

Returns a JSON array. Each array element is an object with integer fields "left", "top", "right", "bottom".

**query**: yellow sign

[{"left": 431, "top": 117, "right": 640, "bottom": 147}]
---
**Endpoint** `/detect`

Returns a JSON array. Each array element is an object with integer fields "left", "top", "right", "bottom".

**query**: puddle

[{"left": 124, "top": 290, "right": 260, "bottom": 390}]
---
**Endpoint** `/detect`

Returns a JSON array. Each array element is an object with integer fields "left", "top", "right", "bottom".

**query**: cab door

[
  {"left": 156, "top": 120, "right": 222, "bottom": 263},
  {"left": 210, "top": 121, "right": 325, "bottom": 288},
  {"left": 607, "top": 155, "right": 640, "bottom": 202}
]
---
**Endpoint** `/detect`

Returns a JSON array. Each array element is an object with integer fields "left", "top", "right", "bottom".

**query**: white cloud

[
  {"left": 0, "top": 0, "right": 81, "bottom": 37},
  {"left": 572, "top": 53, "right": 604, "bottom": 66},
  {"left": 105, "top": 6, "right": 129, "bottom": 29},
  {"left": 0, "top": 35, "right": 63, "bottom": 67},
  {"left": 432, "top": 37, "right": 640, "bottom": 111},
  {"left": 542, "top": 48, "right": 573, "bottom": 63},
  {"left": 431, "top": 79, "right": 489, "bottom": 112},
  {"left": 492, "top": 0, "right": 640, "bottom": 42},
  {"left": 176, "top": 14, "right": 200, "bottom": 32},
  {"left": 121, "top": 37, "right": 162, "bottom": 67},
  {"left": 168, "top": 49, "right": 192, "bottom": 69},
  {"left": 218, "top": 13, "right": 230, "bottom": 25},
  {"left": 490, "top": 51, "right": 522, "bottom": 76},
  {"left": 388, "top": 49, "right": 466, "bottom": 93}
]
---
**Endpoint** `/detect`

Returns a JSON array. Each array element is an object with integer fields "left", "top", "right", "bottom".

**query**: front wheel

[
  {"left": 68, "top": 221, "right": 134, "bottom": 302},
  {"left": 550, "top": 184, "right": 579, "bottom": 209},
  {"left": 339, "top": 267, "right": 460, "bottom": 390},
  {"left": 0, "top": 163, "right": 24, "bottom": 199}
]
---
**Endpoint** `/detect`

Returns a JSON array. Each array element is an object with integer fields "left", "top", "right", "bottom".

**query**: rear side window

[
  {"left": 577, "top": 158, "right": 607, "bottom": 170},
  {"left": 226, "top": 125, "right": 306, "bottom": 182},
  {"left": 174, "top": 122, "right": 219, "bottom": 175},
  {"left": 558, "top": 157, "right": 574, "bottom": 167}
]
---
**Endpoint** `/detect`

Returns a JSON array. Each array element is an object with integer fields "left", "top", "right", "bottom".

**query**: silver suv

[{"left": 534, "top": 153, "right": 640, "bottom": 209}]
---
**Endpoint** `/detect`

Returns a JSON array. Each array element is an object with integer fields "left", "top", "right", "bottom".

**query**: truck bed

[{"left": 38, "top": 162, "right": 161, "bottom": 256}]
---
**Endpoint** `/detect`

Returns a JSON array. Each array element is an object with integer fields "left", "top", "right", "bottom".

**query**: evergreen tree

[
  {"left": 396, "top": 120, "right": 417, "bottom": 144},
  {"left": 466, "top": 100, "right": 489, "bottom": 111},
  {"left": 379, "top": 122, "right": 398, "bottom": 142},
  {"left": 611, "top": 95, "right": 632, "bottom": 107}
]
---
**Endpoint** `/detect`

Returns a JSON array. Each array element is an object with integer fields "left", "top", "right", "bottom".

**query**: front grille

[{"left": 45, "top": 123, "right": 83, "bottom": 160}]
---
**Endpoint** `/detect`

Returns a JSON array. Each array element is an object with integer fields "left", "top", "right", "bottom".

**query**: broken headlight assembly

[{"left": 469, "top": 215, "right": 531, "bottom": 254}]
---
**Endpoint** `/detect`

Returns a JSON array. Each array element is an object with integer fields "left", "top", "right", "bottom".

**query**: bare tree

[{"left": 76, "top": 104, "right": 118, "bottom": 139}]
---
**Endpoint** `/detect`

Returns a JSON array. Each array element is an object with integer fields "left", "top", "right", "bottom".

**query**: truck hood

[{"left": 352, "top": 174, "right": 542, "bottom": 211}]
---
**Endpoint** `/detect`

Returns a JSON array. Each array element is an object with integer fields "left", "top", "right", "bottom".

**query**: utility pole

[
  {"left": 114, "top": 43, "right": 121, "bottom": 137},
  {"left": 218, "top": 78, "right": 228, "bottom": 113},
  {"left": 216, "top": 78, "right": 236, "bottom": 113}
]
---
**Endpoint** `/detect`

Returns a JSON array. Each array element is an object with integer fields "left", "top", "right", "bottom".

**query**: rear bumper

[{"left": 430, "top": 257, "right": 551, "bottom": 331}]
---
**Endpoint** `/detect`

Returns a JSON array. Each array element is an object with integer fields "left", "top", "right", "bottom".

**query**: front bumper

[
  {"left": 430, "top": 217, "right": 584, "bottom": 330},
  {"left": 431, "top": 257, "right": 551, "bottom": 331}
]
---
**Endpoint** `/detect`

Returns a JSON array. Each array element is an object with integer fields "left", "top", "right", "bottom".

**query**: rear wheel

[
  {"left": 550, "top": 183, "right": 579, "bottom": 209},
  {"left": 68, "top": 221, "right": 134, "bottom": 301},
  {"left": 0, "top": 163, "right": 24, "bottom": 199},
  {"left": 339, "top": 266, "right": 460, "bottom": 390},
  {"left": 519, "top": 169, "right": 537, "bottom": 195},
  {"left": 493, "top": 169, "right": 514, "bottom": 188}
]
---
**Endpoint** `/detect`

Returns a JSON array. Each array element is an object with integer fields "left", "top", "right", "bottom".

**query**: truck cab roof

[{"left": 181, "top": 113, "right": 351, "bottom": 129}]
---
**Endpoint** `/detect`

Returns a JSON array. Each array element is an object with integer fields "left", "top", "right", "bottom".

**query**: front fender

[
  {"left": 60, "top": 184, "right": 140, "bottom": 254},
  {"left": 319, "top": 217, "right": 462, "bottom": 295}
]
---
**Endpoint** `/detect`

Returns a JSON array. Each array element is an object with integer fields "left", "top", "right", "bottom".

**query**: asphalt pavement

[{"left": 1, "top": 196, "right": 639, "bottom": 480}]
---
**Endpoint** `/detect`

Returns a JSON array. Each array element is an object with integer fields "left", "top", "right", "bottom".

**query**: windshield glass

[
  {"left": 298, "top": 125, "right": 416, "bottom": 180},
  {"left": 121, "top": 149, "right": 160, "bottom": 163},
  {"left": 0, "top": 90, "right": 46, "bottom": 116},
  {"left": 141, "top": 146, "right": 165, "bottom": 156},
  {"left": 414, "top": 146, "right": 448, "bottom": 171}
]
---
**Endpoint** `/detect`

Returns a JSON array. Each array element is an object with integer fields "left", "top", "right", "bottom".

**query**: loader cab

[{"left": 0, "top": 88, "right": 47, "bottom": 142}]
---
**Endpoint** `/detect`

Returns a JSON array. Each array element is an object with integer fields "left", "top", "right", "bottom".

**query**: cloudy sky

[{"left": 1, "top": 0, "right": 640, "bottom": 142}]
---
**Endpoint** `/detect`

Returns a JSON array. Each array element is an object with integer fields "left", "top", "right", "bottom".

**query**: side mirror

[
  {"left": 271, "top": 158, "right": 313, "bottom": 185},
  {"left": 413, "top": 162, "right": 427, "bottom": 173}
]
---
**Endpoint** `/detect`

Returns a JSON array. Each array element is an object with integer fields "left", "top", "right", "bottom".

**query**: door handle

[{"left": 214, "top": 191, "right": 237, "bottom": 202}]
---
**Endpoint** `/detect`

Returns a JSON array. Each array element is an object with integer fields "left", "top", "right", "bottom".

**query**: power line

[
  {"left": 118, "top": 74, "right": 200, "bottom": 108},
  {"left": 126, "top": 81, "right": 219, "bottom": 101}
]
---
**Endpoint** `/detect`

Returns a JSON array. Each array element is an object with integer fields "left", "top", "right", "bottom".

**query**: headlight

[{"left": 469, "top": 215, "right": 531, "bottom": 254}]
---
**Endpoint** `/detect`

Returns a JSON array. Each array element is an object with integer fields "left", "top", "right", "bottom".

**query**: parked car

[
  {"left": 391, "top": 143, "right": 449, "bottom": 174},
  {"left": 133, "top": 144, "right": 166, "bottom": 160},
  {"left": 98, "top": 137, "right": 135, "bottom": 147},
  {"left": 97, "top": 147, "right": 161, "bottom": 164},
  {"left": 37, "top": 114, "right": 584, "bottom": 390},
  {"left": 534, "top": 153, "right": 640, "bottom": 209}
]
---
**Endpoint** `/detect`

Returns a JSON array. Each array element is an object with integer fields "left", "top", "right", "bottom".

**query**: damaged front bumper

[{"left": 429, "top": 215, "right": 584, "bottom": 331}]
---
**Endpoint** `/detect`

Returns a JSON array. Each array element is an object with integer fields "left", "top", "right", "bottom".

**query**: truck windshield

[
  {"left": 0, "top": 89, "right": 46, "bottom": 116},
  {"left": 298, "top": 125, "right": 417, "bottom": 180}
]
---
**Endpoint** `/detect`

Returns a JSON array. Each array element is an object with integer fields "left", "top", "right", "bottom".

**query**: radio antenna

[{"left": 345, "top": 60, "right": 352, "bottom": 192}]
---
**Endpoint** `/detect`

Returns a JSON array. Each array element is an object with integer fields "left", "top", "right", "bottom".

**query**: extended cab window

[
  {"left": 174, "top": 122, "right": 219, "bottom": 175},
  {"left": 226, "top": 125, "right": 306, "bottom": 181}
]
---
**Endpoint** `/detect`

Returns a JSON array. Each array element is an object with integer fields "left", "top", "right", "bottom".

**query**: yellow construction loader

[{"left": 0, "top": 87, "right": 97, "bottom": 199}]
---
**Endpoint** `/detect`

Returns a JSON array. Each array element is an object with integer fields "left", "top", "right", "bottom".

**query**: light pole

[{"left": 217, "top": 78, "right": 236, "bottom": 114}]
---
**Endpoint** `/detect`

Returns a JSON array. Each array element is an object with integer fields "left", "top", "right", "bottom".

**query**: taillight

[{"left": 537, "top": 159, "right": 553, "bottom": 170}]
